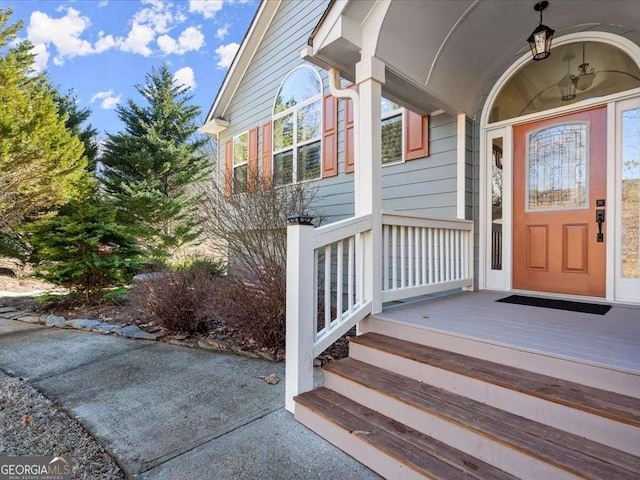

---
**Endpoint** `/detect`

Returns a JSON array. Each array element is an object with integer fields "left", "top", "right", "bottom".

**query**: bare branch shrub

[
  {"left": 195, "top": 177, "right": 325, "bottom": 351},
  {"left": 213, "top": 262, "right": 286, "bottom": 351},
  {"left": 196, "top": 177, "right": 324, "bottom": 275},
  {"left": 131, "top": 264, "right": 221, "bottom": 334}
]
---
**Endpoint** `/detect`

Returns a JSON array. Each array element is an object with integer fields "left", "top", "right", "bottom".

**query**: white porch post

[
  {"left": 285, "top": 216, "right": 315, "bottom": 413},
  {"left": 355, "top": 56, "right": 385, "bottom": 314}
]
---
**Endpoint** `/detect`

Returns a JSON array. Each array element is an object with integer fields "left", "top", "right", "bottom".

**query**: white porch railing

[
  {"left": 382, "top": 212, "right": 474, "bottom": 302},
  {"left": 285, "top": 214, "right": 373, "bottom": 412},
  {"left": 285, "top": 211, "right": 474, "bottom": 412}
]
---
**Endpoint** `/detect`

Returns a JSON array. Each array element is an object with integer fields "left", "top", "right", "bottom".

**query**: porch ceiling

[{"left": 307, "top": 0, "right": 640, "bottom": 117}]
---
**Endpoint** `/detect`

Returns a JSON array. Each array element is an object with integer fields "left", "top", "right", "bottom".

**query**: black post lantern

[{"left": 527, "top": 1, "right": 555, "bottom": 61}]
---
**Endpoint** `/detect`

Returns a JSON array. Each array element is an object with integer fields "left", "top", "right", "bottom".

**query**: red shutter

[
  {"left": 262, "top": 121, "right": 272, "bottom": 188},
  {"left": 322, "top": 94, "right": 338, "bottom": 177},
  {"left": 225, "top": 140, "right": 233, "bottom": 197},
  {"left": 248, "top": 126, "right": 259, "bottom": 191},
  {"left": 344, "top": 93, "right": 355, "bottom": 174},
  {"left": 404, "top": 110, "right": 429, "bottom": 160}
]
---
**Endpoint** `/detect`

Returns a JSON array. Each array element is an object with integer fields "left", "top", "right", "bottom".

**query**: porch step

[
  {"left": 295, "top": 387, "right": 518, "bottom": 480},
  {"left": 362, "top": 314, "right": 640, "bottom": 397},
  {"left": 323, "top": 358, "right": 640, "bottom": 480},
  {"left": 349, "top": 332, "right": 640, "bottom": 454}
]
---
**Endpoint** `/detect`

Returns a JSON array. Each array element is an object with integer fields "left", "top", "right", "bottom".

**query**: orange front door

[{"left": 513, "top": 107, "right": 607, "bottom": 297}]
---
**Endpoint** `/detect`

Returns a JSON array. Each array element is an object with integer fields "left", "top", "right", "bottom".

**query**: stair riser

[
  {"left": 295, "top": 404, "right": 428, "bottom": 480},
  {"left": 361, "top": 316, "right": 640, "bottom": 397},
  {"left": 325, "top": 371, "right": 583, "bottom": 480},
  {"left": 350, "top": 342, "right": 640, "bottom": 456}
]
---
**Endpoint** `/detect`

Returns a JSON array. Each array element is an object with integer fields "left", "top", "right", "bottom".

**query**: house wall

[
  {"left": 470, "top": 24, "right": 640, "bottom": 288},
  {"left": 218, "top": 0, "right": 461, "bottom": 225}
]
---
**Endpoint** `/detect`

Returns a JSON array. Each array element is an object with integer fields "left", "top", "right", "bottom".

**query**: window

[
  {"left": 233, "top": 132, "right": 248, "bottom": 193},
  {"left": 381, "top": 98, "right": 403, "bottom": 165},
  {"left": 621, "top": 107, "right": 640, "bottom": 279},
  {"left": 527, "top": 124, "right": 588, "bottom": 211},
  {"left": 491, "top": 41, "right": 640, "bottom": 123},
  {"left": 272, "top": 66, "right": 322, "bottom": 185}
]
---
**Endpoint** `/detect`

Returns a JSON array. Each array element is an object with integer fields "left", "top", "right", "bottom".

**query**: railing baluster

[
  {"left": 407, "top": 226, "right": 414, "bottom": 288},
  {"left": 456, "top": 230, "right": 460, "bottom": 280},
  {"left": 400, "top": 227, "right": 406, "bottom": 288},
  {"left": 313, "top": 249, "right": 319, "bottom": 335},
  {"left": 324, "top": 244, "right": 331, "bottom": 329},
  {"left": 421, "top": 227, "right": 427, "bottom": 286},
  {"left": 428, "top": 228, "right": 434, "bottom": 284},
  {"left": 439, "top": 230, "right": 443, "bottom": 282},
  {"left": 383, "top": 225, "right": 389, "bottom": 290},
  {"left": 336, "top": 240, "right": 343, "bottom": 322},
  {"left": 392, "top": 225, "right": 398, "bottom": 289},
  {"left": 348, "top": 236, "right": 354, "bottom": 312},
  {"left": 448, "top": 230, "right": 453, "bottom": 282}
]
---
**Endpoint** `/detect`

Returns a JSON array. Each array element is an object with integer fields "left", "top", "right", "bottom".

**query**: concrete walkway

[{"left": 0, "top": 318, "right": 380, "bottom": 479}]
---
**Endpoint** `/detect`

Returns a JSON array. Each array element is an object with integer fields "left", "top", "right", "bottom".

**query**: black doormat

[{"left": 496, "top": 295, "right": 611, "bottom": 315}]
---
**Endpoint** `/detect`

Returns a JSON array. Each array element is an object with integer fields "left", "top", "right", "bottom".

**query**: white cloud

[
  {"left": 30, "top": 43, "right": 49, "bottom": 73},
  {"left": 98, "top": 0, "right": 108, "bottom": 7},
  {"left": 173, "top": 66, "right": 196, "bottom": 90},
  {"left": 27, "top": 8, "right": 103, "bottom": 66},
  {"left": 134, "top": 0, "right": 175, "bottom": 34},
  {"left": 215, "top": 42, "right": 238, "bottom": 68},
  {"left": 90, "top": 89, "right": 122, "bottom": 109},
  {"left": 95, "top": 32, "right": 116, "bottom": 53},
  {"left": 116, "top": 22, "right": 155, "bottom": 56},
  {"left": 189, "top": 0, "right": 223, "bottom": 19},
  {"left": 157, "top": 26, "right": 204, "bottom": 55},
  {"left": 216, "top": 23, "right": 229, "bottom": 40}
]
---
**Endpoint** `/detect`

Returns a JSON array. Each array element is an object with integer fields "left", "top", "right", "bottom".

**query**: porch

[
  {"left": 372, "top": 290, "right": 640, "bottom": 375},
  {"left": 292, "top": 286, "right": 640, "bottom": 479}
]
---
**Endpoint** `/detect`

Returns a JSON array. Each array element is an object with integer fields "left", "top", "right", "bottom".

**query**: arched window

[
  {"left": 272, "top": 66, "right": 323, "bottom": 185},
  {"left": 490, "top": 41, "right": 640, "bottom": 123}
]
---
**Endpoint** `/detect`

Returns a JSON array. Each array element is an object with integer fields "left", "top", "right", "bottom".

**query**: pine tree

[
  {"left": 101, "top": 64, "right": 210, "bottom": 258},
  {"left": 27, "top": 182, "right": 144, "bottom": 299},
  {"left": 53, "top": 90, "right": 99, "bottom": 173},
  {"left": 0, "top": 8, "right": 87, "bottom": 234}
]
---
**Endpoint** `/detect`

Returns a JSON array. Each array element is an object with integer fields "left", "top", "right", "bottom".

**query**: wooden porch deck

[{"left": 375, "top": 291, "right": 640, "bottom": 373}]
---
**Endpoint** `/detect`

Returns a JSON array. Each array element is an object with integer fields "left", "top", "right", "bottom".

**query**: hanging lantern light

[
  {"left": 573, "top": 43, "right": 596, "bottom": 91},
  {"left": 558, "top": 73, "right": 576, "bottom": 101},
  {"left": 558, "top": 54, "right": 577, "bottom": 101},
  {"left": 527, "top": 1, "right": 555, "bottom": 61}
]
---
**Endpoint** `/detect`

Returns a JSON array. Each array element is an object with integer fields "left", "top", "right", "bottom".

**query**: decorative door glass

[
  {"left": 621, "top": 108, "right": 640, "bottom": 279},
  {"left": 491, "top": 137, "right": 503, "bottom": 270},
  {"left": 527, "top": 124, "right": 588, "bottom": 210}
]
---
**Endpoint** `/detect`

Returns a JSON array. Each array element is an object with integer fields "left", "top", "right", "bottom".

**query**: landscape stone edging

[
  {"left": 0, "top": 306, "right": 163, "bottom": 340},
  {"left": 0, "top": 305, "right": 278, "bottom": 361}
]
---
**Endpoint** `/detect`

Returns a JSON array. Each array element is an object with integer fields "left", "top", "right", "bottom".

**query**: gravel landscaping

[{"left": 0, "top": 371, "right": 125, "bottom": 480}]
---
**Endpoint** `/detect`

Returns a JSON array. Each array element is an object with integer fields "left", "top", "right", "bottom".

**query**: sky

[{"left": 2, "top": 0, "right": 259, "bottom": 138}]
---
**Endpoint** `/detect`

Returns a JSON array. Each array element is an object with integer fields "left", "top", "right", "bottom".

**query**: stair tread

[
  {"left": 296, "top": 387, "right": 518, "bottom": 480},
  {"left": 325, "top": 358, "right": 640, "bottom": 480},
  {"left": 352, "top": 332, "right": 640, "bottom": 427}
]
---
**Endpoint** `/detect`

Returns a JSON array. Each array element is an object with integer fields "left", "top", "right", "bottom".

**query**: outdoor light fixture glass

[{"left": 527, "top": 1, "right": 555, "bottom": 61}]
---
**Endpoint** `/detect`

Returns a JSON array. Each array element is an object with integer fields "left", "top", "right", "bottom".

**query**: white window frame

[
  {"left": 232, "top": 131, "right": 249, "bottom": 194},
  {"left": 614, "top": 96, "right": 640, "bottom": 302},
  {"left": 272, "top": 65, "right": 323, "bottom": 185},
  {"left": 381, "top": 99, "right": 404, "bottom": 166}
]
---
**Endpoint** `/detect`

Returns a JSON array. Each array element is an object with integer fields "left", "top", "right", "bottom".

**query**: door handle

[{"left": 595, "top": 209, "right": 605, "bottom": 242}]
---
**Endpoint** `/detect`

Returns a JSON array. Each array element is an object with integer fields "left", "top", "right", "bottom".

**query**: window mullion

[{"left": 293, "top": 107, "right": 298, "bottom": 184}]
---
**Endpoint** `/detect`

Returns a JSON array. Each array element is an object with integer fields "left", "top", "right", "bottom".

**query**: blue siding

[{"left": 218, "top": 1, "right": 463, "bottom": 225}]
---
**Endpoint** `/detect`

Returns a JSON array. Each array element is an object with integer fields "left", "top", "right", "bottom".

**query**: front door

[{"left": 513, "top": 107, "right": 607, "bottom": 297}]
